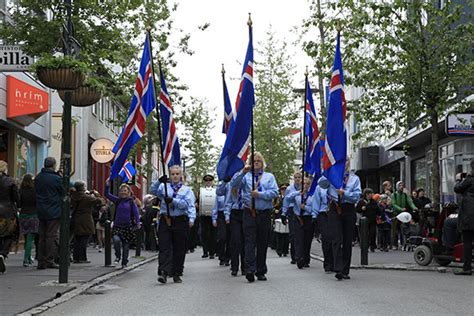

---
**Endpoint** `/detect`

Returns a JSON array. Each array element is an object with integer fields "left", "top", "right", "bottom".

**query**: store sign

[
  {"left": 0, "top": 45, "right": 34, "bottom": 71},
  {"left": 6, "top": 75, "right": 49, "bottom": 126},
  {"left": 90, "top": 138, "right": 114, "bottom": 163},
  {"left": 446, "top": 113, "right": 474, "bottom": 136}
]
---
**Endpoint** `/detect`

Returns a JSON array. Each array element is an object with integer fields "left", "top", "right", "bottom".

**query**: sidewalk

[
  {"left": 310, "top": 241, "right": 463, "bottom": 272},
  {"left": 0, "top": 246, "right": 157, "bottom": 315}
]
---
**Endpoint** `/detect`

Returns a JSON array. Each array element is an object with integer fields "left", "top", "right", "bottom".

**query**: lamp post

[{"left": 58, "top": 0, "right": 78, "bottom": 284}]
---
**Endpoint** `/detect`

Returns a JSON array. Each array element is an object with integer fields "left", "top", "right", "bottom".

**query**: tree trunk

[{"left": 429, "top": 106, "right": 440, "bottom": 212}]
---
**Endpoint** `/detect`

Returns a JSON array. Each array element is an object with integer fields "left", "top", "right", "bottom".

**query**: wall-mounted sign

[
  {"left": 90, "top": 138, "right": 114, "bottom": 163},
  {"left": 6, "top": 75, "right": 48, "bottom": 126},
  {"left": 446, "top": 113, "right": 474, "bottom": 136},
  {"left": 0, "top": 45, "right": 34, "bottom": 71}
]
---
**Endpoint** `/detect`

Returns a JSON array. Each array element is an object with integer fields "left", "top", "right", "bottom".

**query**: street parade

[{"left": 0, "top": 0, "right": 473, "bottom": 315}]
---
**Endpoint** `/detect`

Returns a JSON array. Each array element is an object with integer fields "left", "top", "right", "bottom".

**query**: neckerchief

[
  {"left": 342, "top": 173, "right": 349, "bottom": 190},
  {"left": 254, "top": 170, "right": 264, "bottom": 191},
  {"left": 171, "top": 182, "right": 183, "bottom": 198}
]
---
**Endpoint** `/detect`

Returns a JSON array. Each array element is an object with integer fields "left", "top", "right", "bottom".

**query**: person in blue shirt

[
  {"left": 284, "top": 172, "right": 302, "bottom": 264},
  {"left": 282, "top": 178, "right": 317, "bottom": 269},
  {"left": 312, "top": 176, "right": 333, "bottom": 273},
  {"left": 230, "top": 152, "right": 278, "bottom": 282},
  {"left": 150, "top": 165, "right": 196, "bottom": 284},
  {"left": 225, "top": 173, "right": 247, "bottom": 276},
  {"left": 327, "top": 160, "right": 362, "bottom": 281},
  {"left": 213, "top": 181, "right": 230, "bottom": 266}
]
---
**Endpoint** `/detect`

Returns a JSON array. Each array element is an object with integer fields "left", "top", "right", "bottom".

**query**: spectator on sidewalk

[
  {"left": 377, "top": 194, "right": 392, "bottom": 252},
  {"left": 95, "top": 201, "right": 110, "bottom": 253},
  {"left": 382, "top": 180, "right": 393, "bottom": 197},
  {"left": 356, "top": 188, "right": 379, "bottom": 252},
  {"left": 18, "top": 173, "right": 38, "bottom": 267},
  {"left": 391, "top": 181, "right": 417, "bottom": 250},
  {"left": 142, "top": 195, "right": 158, "bottom": 251},
  {"left": 105, "top": 179, "right": 140, "bottom": 268},
  {"left": 453, "top": 161, "right": 474, "bottom": 275},
  {"left": 35, "top": 157, "right": 64, "bottom": 270},
  {"left": 414, "top": 188, "right": 431, "bottom": 210},
  {"left": 70, "top": 181, "right": 102, "bottom": 263},
  {"left": 0, "top": 160, "right": 19, "bottom": 273}
]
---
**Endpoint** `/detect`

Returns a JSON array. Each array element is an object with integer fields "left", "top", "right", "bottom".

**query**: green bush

[{"left": 33, "top": 55, "right": 89, "bottom": 74}]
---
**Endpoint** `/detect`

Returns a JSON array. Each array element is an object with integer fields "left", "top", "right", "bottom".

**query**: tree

[
  {"left": 178, "top": 98, "right": 217, "bottom": 192},
  {"left": 303, "top": 0, "right": 474, "bottom": 210},
  {"left": 254, "top": 28, "right": 299, "bottom": 184}
]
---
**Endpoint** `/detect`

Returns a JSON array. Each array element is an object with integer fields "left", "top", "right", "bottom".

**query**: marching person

[
  {"left": 312, "top": 176, "right": 332, "bottom": 273},
  {"left": 213, "top": 181, "right": 231, "bottom": 266},
  {"left": 199, "top": 175, "right": 217, "bottom": 259},
  {"left": 226, "top": 173, "right": 247, "bottom": 276},
  {"left": 284, "top": 172, "right": 302, "bottom": 264},
  {"left": 282, "top": 178, "right": 317, "bottom": 269},
  {"left": 327, "top": 159, "right": 361, "bottom": 281},
  {"left": 273, "top": 183, "right": 290, "bottom": 257},
  {"left": 150, "top": 165, "right": 196, "bottom": 284},
  {"left": 230, "top": 152, "right": 278, "bottom": 282}
]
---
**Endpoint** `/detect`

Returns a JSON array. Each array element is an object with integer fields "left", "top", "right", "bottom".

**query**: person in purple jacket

[{"left": 105, "top": 179, "right": 140, "bottom": 268}]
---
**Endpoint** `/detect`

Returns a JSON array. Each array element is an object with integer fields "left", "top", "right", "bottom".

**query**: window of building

[
  {"left": 92, "top": 100, "right": 98, "bottom": 116},
  {"left": 98, "top": 99, "right": 104, "bottom": 122},
  {"left": 105, "top": 98, "right": 110, "bottom": 127}
]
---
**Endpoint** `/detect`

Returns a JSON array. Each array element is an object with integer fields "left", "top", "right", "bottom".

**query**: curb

[
  {"left": 310, "top": 253, "right": 454, "bottom": 273},
  {"left": 18, "top": 255, "right": 158, "bottom": 316}
]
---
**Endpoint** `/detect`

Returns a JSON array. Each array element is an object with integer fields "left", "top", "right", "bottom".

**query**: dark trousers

[
  {"left": 328, "top": 203, "right": 356, "bottom": 275},
  {"left": 0, "top": 236, "right": 13, "bottom": 257},
  {"left": 368, "top": 221, "right": 377, "bottom": 251},
  {"left": 462, "top": 230, "right": 474, "bottom": 272},
  {"left": 158, "top": 216, "right": 187, "bottom": 276},
  {"left": 391, "top": 218, "right": 403, "bottom": 247},
  {"left": 200, "top": 216, "right": 216, "bottom": 256},
  {"left": 380, "top": 228, "right": 391, "bottom": 250},
  {"left": 230, "top": 209, "right": 246, "bottom": 273},
  {"left": 293, "top": 216, "right": 314, "bottom": 264},
  {"left": 288, "top": 209, "right": 296, "bottom": 261},
  {"left": 73, "top": 235, "right": 89, "bottom": 261},
  {"left": 318, "top": 212, "right": 334, "bottom": 271},
  {"left": 112, "top": 234, "right": 129, "bottom": 266},
  {"left": 442, "top": 217, "right": 459, "bottom": 249},
  {"left": 188, "top": 217, "right": 199, "bottom": 251},
  {"left": 276, "top": 233, "right": 289, "bottom": 256},
  {"left": 217, "top": 212, "right": 231, "bottom": 262},
  {"left": 38, "top": 219, "right": 60, "bottom": 266},
  {"left": 243, "top": 208, "right": 271, "bottom": 275}
]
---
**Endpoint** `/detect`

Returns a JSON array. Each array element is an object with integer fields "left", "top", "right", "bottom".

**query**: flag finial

[
  {"left": 222, "top": 63, "right": 225, "bottom": 75},
  {"left": 305, "top": 66, "right": 309, "bottom": 76},
  {"left": 248, "top": 13, "right": 252, "bottom": 27},
  {"left": 146, "top": 26, "right": 152, "bottom": 32},
  {"left": 336, "top": 23, "right": 342, "bottom": 33}
]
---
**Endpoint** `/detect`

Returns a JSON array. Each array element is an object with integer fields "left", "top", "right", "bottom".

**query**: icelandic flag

[
  {"left": 111, "top": 34, "right": 155, "bottom": 180},
  {"left": 217, "top": 22, "right": 254, "bottom": 181},
  {"left": 222, "top": 74, "right": 233, "bottom": 134},
  {"left": 304, "top": 80, "right": 322, "bottom": 179},
  {"left": 159, "top": 65, "right": 181, "bottom": 167},
  {"left": 309, "top": 139, "right": 324, "bottom": 195},
  {"left": 119, "top": 160, "right": 136, "bottom": 183},
  {"left": 322, "top": 32, "right": 347, "bottom": 189}
]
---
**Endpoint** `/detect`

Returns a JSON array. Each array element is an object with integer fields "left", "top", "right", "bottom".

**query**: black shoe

[
  {"left": 173, "top": 275, "right": 183, "bottom": 283},
  {"left": 257, "top": 274, "right": 267, "bottom": 281},
  {"left": 225, "top": 261, "right": 230, "bottom": 266},
  {"left": 277, "top": 252, "right": 282, "bottom": 257},
  {"left": 454, "top": 270, "right": 472, "bottom": 276},
  {"left": 0, "top": 255, "right": 5, "bottom": 273},
  {"left": 231, "top": 270, "right": 238, "bottom": 277},
  {"left": 246, "top": 272, "right": 255, "bottom": 283},
  {"left": 342, "top": 274, "right": 350, "bottom": 280},
  {"left": 158, "top": 272, "right": 168, "bottom": 284},
  {"left": 219, "top": 260, "right": 225, "bottom": 266},
  {"left": 241, "top": 270, "right": 246, "bottom": 276},
  {"left": 297, "top": 260, "right": 305, "bottom": 269},
  {"left": 304, "top": 263, "right": 310, "bottom": 268},
  {"left": 201, "top": 253, "right": 208, "bottom": 258},
  {"left": 290, "top": 260, "right": 296, "bottom": 264},
  {"left": 283, "top": 253, "right": 288, "bottom": 257},
  {"left": 190, "top": 249, "right": 195, "bottom": 253},
  {"left": 209, "top": 255, "right": 215, "bottom": 259},
  {"left": 335, "top": 272, "right": 344, "bottom": 280}
]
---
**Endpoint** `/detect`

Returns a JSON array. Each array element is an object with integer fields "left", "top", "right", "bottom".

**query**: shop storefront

[{"left": 0, "top": 74, "right": 50, "bottom": 179}]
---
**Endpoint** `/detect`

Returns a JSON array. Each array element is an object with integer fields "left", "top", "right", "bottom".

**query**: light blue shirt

[
  {"left": 312, "top": 182, "right": 328, "bottom": 218},
  {"left": 284, "top": 184, "right": 301, "bottom": 208},
  {"left": 212, "top": 182, "right": 228, "bottom": 224},
  {"left": 282, "top": 192, "right": 316, "bottom": 218},
  {"left": 230, "top": 170, "right": 278, "bottom": 211},
  {"left": 223, "top": 187, "right": 243, "bottom": 221},
  {"left": 327, "top": 172, "right": 362, "bottom": 205},
  {"left": 149, "top": 182, "right": 196, "bottom": 224}
]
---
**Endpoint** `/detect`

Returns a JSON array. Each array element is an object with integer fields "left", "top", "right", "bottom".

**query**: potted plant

[
  {"left": 58, "top": 76, "right": 105, "bottom": 107},
  {"left": 33, "top": 55, "right": 87, "bottom": 90}
]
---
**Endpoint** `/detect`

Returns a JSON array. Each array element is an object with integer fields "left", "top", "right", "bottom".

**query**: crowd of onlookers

[{"left": 0, "top": 157, "right": 160, "bottom": 274}]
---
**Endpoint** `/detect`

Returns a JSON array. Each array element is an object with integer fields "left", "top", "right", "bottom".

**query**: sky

[{"left": 171, "top": 0, "right": 314, "bottom": 151}]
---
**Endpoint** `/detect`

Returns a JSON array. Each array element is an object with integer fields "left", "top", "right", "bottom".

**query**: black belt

[{"left": 161, "top": 214, "right": 186, "bottom": 220}]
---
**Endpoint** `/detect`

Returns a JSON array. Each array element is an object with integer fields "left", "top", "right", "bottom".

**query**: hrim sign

[{"left": 0, "top": 45, "right": 34, "bottom": 71}]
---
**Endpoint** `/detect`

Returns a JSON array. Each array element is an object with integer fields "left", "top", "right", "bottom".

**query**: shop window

[
  {"left": 412, "top": 157, "right": 428, "bottom": 193},
  {"left": 16, "top": 134, "right": 37, "bottom": 179},
  {"left": 440, "top": 156, "right": 455, "bottom": 203}
]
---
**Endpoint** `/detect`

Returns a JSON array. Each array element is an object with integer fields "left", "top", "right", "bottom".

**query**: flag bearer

[
  {"left": 312, "top": 176, "right": 332, "bottom": 273},
  {"left": 150, "top": 165, "right": 196, "bottom": 284},
  {"left": 283, "top": 172, "right": 302, "bottom": 264},
  {"left": 230, "top": 152, "right": 278, "bottom": 282},
  {"left": 213, "top": 181, "right": 231, "bottom": 266}
]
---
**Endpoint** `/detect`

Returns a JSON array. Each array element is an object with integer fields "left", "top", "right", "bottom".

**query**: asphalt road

[{"left": 44, "top": 249, "right": 474, "bottom": 315}]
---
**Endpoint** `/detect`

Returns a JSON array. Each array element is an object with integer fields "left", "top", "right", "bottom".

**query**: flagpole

[
  {"left": 221, "top": 64, "right": 227, "bottom": 133},
  {"left": 299, "top": 67, "right": 309, "bottom": 226},
  {"left": 248, "top": 13, "right": 256, "bottom": 218},
  {"left": 146, "top": 27, "right": 171, "bottom": 226}
]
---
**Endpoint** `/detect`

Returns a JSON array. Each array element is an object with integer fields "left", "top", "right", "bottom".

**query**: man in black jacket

[{"left": 453, "top": 160, "right": 474, "bottom": 275}]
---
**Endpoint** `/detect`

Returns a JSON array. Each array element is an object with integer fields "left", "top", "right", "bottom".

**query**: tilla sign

[
  {"left": 0, "top": 45, "right": 34, "bottom": 71},
  {"left": 90, "top": 138, "right": 115, "bottom": 163}
]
